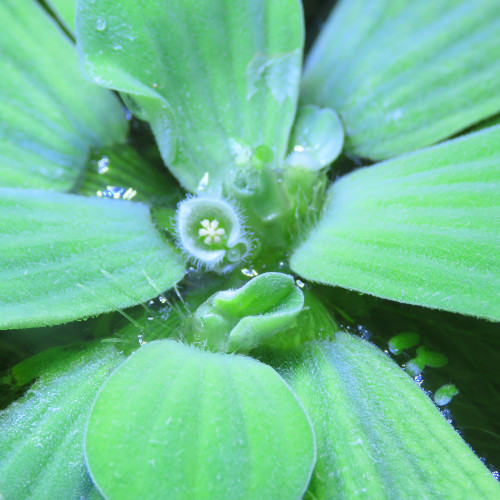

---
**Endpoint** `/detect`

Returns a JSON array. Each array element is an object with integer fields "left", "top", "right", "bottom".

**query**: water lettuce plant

[{"left": 1, "top": 0, "right": 499, "bottom": 498}]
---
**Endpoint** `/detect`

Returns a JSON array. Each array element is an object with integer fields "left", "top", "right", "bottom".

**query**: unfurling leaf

[{"left": 189, "top": 272, "right": 304, "bottom": 352}]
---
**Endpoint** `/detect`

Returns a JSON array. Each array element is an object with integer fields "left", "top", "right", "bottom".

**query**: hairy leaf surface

[
  {"left": 273, "top": 334, "right": 500, "bottom": 499},
  {"left": 0, "top": 342, "right": 123, "bottom": 499},
  {"left": 291, "top": 126, "right": 500, "bottom": 320},
  {"left": 0, "top": 0, "right": 127, "bottom": 191},
  {"left": 302, "top": 0, "right": 500, "bottom": 160},
  {"left": 0, "top": 189, "right": 185, "bottom": 329}
]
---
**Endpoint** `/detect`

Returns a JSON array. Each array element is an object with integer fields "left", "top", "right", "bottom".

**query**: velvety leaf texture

[
  {"left": 301, "top": 0, "right": 500, "bottom": 160},
  {"left": 76, "top": 0, "right": 304, "bottom": 191},
  {"left": 85, "top": 340, "right": 316, "bottom": 500},
  {"left": 0, "top": 0, "right": 127, "bottom": 191},
  {"left": 274, "top": 334, "right": 500, "bottom": 499},
  {"left": 0, "top": 342, "right": 124, "bottom": 500},
  {"left": 0, "top": 189, "right": 186, "bottom": 329},
  {"left": 291, "top": 126, "right": 500, "bottom": 321}
]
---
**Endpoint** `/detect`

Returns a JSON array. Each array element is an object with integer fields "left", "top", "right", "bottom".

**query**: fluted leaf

[
  {"left": 273, "top": 334, "right": 500, "bottom": 499},
  {"left": 0, "top": 189, "right": 186, "bottom": 329},
  {"left": 291, "top": 126, "right": 500, "bottom": 320},
  {"left": 0, "top": 342, "right": 124, "bottom": 499},
  {"left": 302, "top": 0, "right": 500, "bottom": 160},
  {"left": 76, "top": 0, "right": 304, "bottom": 191}
]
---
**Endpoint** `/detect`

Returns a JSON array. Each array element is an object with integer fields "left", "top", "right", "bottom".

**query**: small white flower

[{"left": 198, "top": 219, "right": 225, "bottom": 245}]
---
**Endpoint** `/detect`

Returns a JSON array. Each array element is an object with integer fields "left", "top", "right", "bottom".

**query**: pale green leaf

[
  {"left": 301, "top": 0, "right": 500, "bottom": 160},
  {"left": 76, "top": 0, "right": 304, "bottom": 191},
  {"left": 273, "top": 334, "right": 500, "bottom": 499},
  {"left": 85, "top": 339, "right": 316, "bottom": 500},
  {"left": 291, "top": 126, "right": 500, "bottom": 320},
  {"left": 0, "top": 0, "right": 127, "bottom": 191},
  {"left": 47, "top": 0, "right": 76, "bottom": 33},
  {"left": 0, "top": 342, "right": 124, "bottom": 500},
  {"left": 287, "top": 105, "right": 344, "bottom": 170},
  {"left": 0, "top": 189, "right": 186, "bottom": 329}
]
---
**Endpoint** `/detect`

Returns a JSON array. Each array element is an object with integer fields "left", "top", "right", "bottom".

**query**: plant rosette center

[{"left": 175, "top": 195, "right": 251, "bottom": 273}]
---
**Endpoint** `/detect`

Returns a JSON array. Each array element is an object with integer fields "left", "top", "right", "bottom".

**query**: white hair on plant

[{"left": 174, "top": 194, "right": 252, "bottom": 273}]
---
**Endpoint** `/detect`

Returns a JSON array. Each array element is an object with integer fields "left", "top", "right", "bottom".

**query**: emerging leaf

[
  {"left": 189, "top": 272, "right": 304, "bottom": 352},
  {"left": 287, "top": 105, "right": 344, "bottom": 170}
]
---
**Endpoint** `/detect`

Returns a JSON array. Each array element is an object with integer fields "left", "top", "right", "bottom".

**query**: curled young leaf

[
  {"left": 287, "top": 105, "right": 344, "bottom": 170},
  {"left": 189, "top": 272, "right": 304, "bottom": 353}
]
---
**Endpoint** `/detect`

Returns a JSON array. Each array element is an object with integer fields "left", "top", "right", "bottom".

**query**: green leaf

[
  {"left": 79, "top": 144, "right": 184, "bottom": 206},
  {"left": 272, "top": 334, "right": 500, "bottom": 499},
  {"left": 85, "top": 339, "right": 316, "bottom": 500},
  {"left": 47, "top": 0, "right": 76, "bottom": 33},
  {"left": 0, "top": 0, "right": 127, "bottom": 191},
  {"left": 287, "top": 105, "right": 344, "bottom": 170},
  {"left": 0, "top": 189, "right": 186, "bottom": 329},
  {"left": 189, "top": 272, "right": 304, "bottom": 353},
  {"left": 0, "top": 341, "right": 124, "bottom": 500},
  {"left": 291, "top": 126, "right": 500, "bottom": 320},
  {"left": 301, "top": 0, "right": 500, "bottom": 160},
  {"left": 76, "top": 0, "right": 304, "bottom": 191}
]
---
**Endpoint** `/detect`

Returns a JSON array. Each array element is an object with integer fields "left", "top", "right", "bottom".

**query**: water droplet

[
  {"left": 97, "top": 156, "right": 110, "bottom": 174},
  {"left": 96, "top": 18, "right": 106, "bottom": 31}
]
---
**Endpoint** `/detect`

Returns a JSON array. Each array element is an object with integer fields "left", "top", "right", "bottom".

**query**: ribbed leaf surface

[
  {"left": 0, "top": 0, "right": 127, "bottom": 190},
  {"left": 0, "top": 342, "right": 124, "bottom": 500},
  {"left": 77, "top": 0, "right": 304, "bottom": 191},
  {"left": 86, "top": 340, "right": 315, "bottom": 500},
  {"left": 291, "top": 126, "right": 500, "bottom": 320},
  {"left": 301, "top": 0, "right": 500, "bottom": 160},
  {"left": 275, "top": 334, "right": 500, "bottom": 499},
  {"left": 0, "top": 189, "right": 186, "bottom": 329}
]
